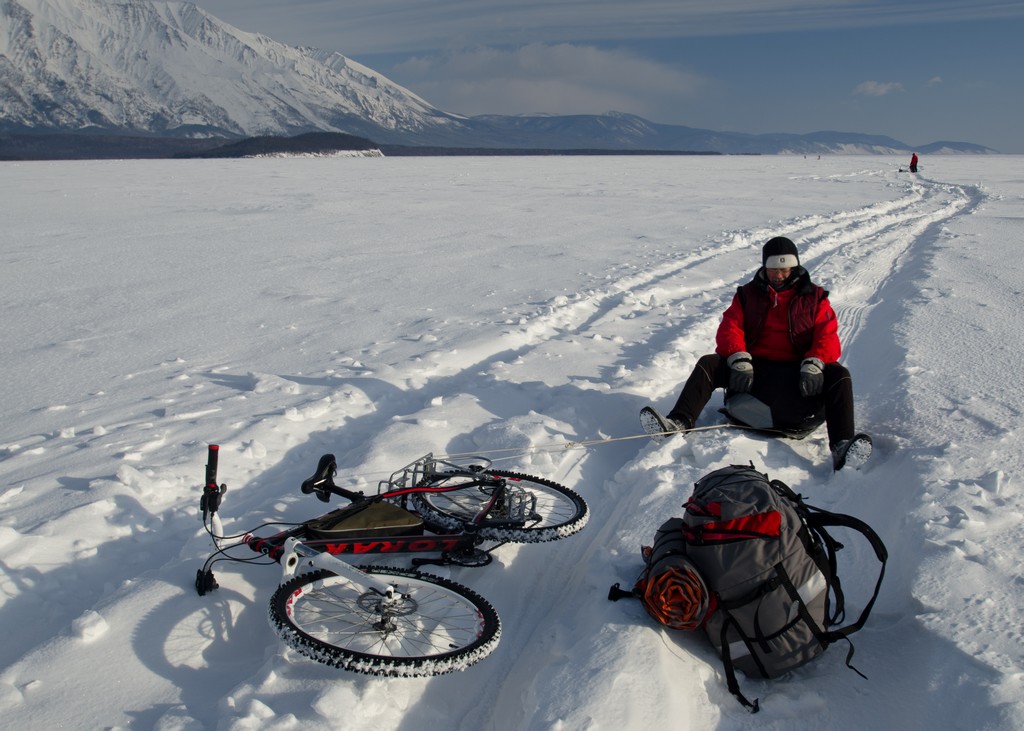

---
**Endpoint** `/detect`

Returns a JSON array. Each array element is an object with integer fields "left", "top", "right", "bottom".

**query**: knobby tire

[
  {"left": 269, "top": 567, "right": 500, "bottom": 676},
  {"left": 412, "top": 470, "right": 588, "bottom": 542}
]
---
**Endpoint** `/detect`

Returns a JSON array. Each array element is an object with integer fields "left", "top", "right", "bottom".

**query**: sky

[{"left": 189, "top": 0, "right": 1024, "bottom": 152}]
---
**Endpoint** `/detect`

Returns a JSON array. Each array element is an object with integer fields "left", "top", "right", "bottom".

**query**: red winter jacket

[{"left": 715, "top": 269, "right": 841, "bottom": 363}]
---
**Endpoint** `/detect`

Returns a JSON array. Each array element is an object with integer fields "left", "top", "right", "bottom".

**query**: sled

[
  {"left": 718, "top": 392, "right": 824, "bottom": 440},
  {"left": 640, "top": 398, "right": 824, "bottom": 443}
]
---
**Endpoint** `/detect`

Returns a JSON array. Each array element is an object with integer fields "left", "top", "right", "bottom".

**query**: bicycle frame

[
  {"left": 196, "top": 446, "right": 531, "bottom": 595},
  {"left": 247, "top": 529, "right": 473, "bottom": 564}
]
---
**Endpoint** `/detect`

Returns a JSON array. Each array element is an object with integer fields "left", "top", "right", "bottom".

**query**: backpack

[{"left": 609, "top": 464, "right": 887, "bottom": 712}]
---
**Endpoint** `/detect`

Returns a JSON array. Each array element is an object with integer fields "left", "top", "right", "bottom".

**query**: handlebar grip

[{"left": 205, "top": 444, "right": 220, "bottom": 488}]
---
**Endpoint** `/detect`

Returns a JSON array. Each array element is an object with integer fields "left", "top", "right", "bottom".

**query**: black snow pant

[{"left": 666, "top": 353, "right": 856, "bottom": 449}]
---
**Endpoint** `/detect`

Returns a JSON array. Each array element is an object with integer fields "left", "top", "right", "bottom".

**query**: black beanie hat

[{"left": 762, "top": 236, "right": 799, "bottom": 268}]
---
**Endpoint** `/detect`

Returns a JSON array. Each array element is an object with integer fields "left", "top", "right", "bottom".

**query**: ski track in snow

[
  {"left": 378, "top": 173, "right": 989, "bottom": 731},
  {"left": 231, "top": 175, "right": 969, "bottom": 729},
  {"left": 2, "top": 159, "right": 1022, "bottom": 730}
]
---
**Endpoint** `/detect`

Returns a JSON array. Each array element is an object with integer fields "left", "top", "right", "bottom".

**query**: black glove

[
  {"left": 727, "top": 352, "right": 754, "bottom": 393},
  {"left": 800, "top": 357, "right": 824, "bottom": 397}
]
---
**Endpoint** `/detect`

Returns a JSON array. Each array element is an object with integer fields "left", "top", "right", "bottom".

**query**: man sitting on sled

[{"left": 641, "top": 236, "right": 871, "bottom": 470}]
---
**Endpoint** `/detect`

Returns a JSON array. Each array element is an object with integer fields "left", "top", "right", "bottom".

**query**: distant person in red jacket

[
  {"left": 909, "top": 152, "right": 919, "bottom": 173},
  {"left": 642, "top": 237, "right": 869, "bottom": 469}
]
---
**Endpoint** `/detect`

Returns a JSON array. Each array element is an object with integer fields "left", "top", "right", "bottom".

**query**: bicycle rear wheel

[
  {"left": 412, "top": 470, "right": 588, "bottom": 542},
  {"left": 269, "top": 567, "right": 500, "bottom": 676}
]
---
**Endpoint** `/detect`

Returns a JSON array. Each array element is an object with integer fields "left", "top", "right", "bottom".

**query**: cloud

[
  {"left": 927, "top": 76, "right": 944, "bottom": 87},
  {"left": 197, "top": 1, "right": 1024, "bottom": 56},
  {"left": 392, "top": 44, "right": 706, "bottom": 119},
  {"left": 853, "top": 80, "right": 906, "bottom": 97}
]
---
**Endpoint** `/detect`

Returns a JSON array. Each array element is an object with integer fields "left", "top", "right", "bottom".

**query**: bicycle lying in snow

[{"left": 195, "top": 445, "right": 589, "bottom": 676}]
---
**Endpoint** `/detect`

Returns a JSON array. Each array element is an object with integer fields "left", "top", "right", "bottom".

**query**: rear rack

[{"left": 378, "top": 453, "right": 494, "bottom": 494}]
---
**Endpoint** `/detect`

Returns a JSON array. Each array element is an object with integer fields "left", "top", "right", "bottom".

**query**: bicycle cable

[
  {"left": 255, "top": 424, "right": 743, "bottom": 486},
  {"left": 432, "top": 423, "right": 739, "bottom": 464},
  {"left": 204, "top": 518, "right": 306, "bottom": 543}
]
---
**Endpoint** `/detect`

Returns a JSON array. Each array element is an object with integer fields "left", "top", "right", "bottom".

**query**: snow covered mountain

[
  {"left": 0, "top": 0, "right": 469, "bottom": 142},
  {"left": 0, "top": 0, "right": 996, "bottom": 154}
]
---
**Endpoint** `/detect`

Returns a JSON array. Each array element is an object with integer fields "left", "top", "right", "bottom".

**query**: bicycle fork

[{"left": 279, "top": 537, "right": 399, "bottom": 600}]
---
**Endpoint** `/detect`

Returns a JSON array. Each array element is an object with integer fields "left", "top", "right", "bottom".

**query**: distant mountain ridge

[
  {"left": 0, "top": 0, "right": 998, "bottom": 156},
  {"left": 460, "top": 113, "right": 994, "bottom": 155}
]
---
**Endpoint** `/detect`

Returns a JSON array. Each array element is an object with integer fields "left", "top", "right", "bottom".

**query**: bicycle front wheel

[
  {"left": 412, "top": 470, "right": 589, "bottom": 543},
  {"left": 269, "top": 567, "right": 500, "bottom": 676}
]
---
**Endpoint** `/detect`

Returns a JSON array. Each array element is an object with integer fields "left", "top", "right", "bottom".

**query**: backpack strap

[
  {"left": 768, "top": 479, "right": 888, "bottom": 677},
  {"left": 774, "top": 560, "right": 829, "bottom": 642},
  {"left": 805, "top": 507, "right": 888, "bottom": 639},
  {"left": 805, "top": 517, "right": 848, "bottom": 625},
  {"left": 607, "top": 582, "right": 640, "bottom": 602},
  {"left": 770, "top": 479, "right": 888, "bottom": 632},
  {"left": 717, "top": 613, "right": 761, "bottom": 714},
  {"left": 803, "top": 508, "right": 888, "bottom": 677}
]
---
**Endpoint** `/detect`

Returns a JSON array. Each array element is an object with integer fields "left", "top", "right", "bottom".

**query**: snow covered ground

[{"left": 2, "top": 153, "right": 1023, "bottom": 730}]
